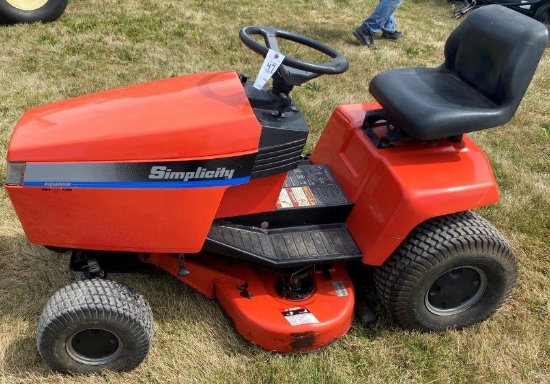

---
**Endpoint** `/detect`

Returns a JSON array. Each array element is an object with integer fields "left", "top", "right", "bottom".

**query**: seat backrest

[
  {"left": 367, "top": 5, "right": 547, "bottom": 142},
  {"left": 444, "top": 5, "right": 547, "bottom": 110}
]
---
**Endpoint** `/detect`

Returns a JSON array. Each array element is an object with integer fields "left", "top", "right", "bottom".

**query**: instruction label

[
  {"left": 276, "top": 164, "right": 350, "bottom": 208},
  {"left": 282, "top": 307, "right": 319, "bottom": 326}
]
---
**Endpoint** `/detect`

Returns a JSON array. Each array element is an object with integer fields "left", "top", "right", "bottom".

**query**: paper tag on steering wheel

[{"left": 253, "top": 49, "right": 285, "bottom": 90}]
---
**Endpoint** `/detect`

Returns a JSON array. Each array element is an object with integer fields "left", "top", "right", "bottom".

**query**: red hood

[{"left": 8, "top": 71, "right": 261, "bottom": 162}]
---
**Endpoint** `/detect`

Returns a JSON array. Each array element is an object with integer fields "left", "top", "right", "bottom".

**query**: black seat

[{"left": 368, "top": 5, "right": 548, "bottom": 141}]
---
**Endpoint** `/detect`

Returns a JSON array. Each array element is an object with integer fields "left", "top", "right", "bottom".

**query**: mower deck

[
  {"left": 214, "top": 262, "right": 355, "bottom": 352},
  {"left": 141, "top": 252, "right": 356, "bottom": 353}
]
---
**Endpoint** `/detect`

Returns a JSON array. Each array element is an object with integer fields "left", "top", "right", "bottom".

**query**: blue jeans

[{"left": 362, "top": 0, "right": 403, "bottom": 34}]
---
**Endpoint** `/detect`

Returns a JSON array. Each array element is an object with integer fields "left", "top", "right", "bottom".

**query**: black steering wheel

[{"left": 239, "top": 26, "right": 349, "bottom": 88}]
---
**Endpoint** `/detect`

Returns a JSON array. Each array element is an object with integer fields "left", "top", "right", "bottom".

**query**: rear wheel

[
  {"left": 0, "top": 0, "right": 68, "bottom": 24},
  {"left": 374, "top": 211, "right": 517, "bottom": 331},
  {"left": 37, "top": 279, "right": 154, "bottom": 373}
]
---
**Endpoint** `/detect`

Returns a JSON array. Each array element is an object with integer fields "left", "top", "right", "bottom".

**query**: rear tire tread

[{"left": 374, "top": 211, "right": 517, "bottom": 330}]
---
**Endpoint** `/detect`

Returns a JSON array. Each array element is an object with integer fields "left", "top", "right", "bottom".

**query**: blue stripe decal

[{"left": 23, "top": 176, "right": 250, "bottom": 189}]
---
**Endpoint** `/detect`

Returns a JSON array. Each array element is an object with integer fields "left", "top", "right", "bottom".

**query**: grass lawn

[{"left": 0, "top": 0, "right": 549, "bottom": 383}]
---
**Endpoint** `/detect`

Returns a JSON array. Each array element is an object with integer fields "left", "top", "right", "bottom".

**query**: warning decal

[
  {"left": 332, "top": 281, "right": 349, "bottom": 297},
  {"left": 276, "top": 187, "right": 317, "bottom": 208},
  {"left": 282, "top": 308, "right": 319, "bottom": 326},
  {"left": 277, "top": 188, "right": 293, "bottom": 208}
]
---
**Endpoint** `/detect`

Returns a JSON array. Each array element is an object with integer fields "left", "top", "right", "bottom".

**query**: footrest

[{"left": 205, "top": 222, "right": 362, "bottom": 268}]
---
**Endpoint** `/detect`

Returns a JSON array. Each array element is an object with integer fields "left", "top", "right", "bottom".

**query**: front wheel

[
  {"left": 0, "top": 0, "right": 68, "bottom": 24},
  {"left": 37, "top": 279, "right": 154, "bottom": 373},
  {"left": 374, "top": 211, "right": 517, "bottom": 331}
]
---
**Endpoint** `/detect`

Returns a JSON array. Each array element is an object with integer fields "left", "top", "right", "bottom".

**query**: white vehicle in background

[{"left": 0, "top": 0, "right": 68, "bottom": 24}]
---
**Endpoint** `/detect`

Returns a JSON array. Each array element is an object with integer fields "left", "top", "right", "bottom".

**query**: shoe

[
  {"left": 353, "top": 26, "right": 378, "bottom": 49},
  {"left": 382, "top": 30, "right": 403, "bottom": 40}
]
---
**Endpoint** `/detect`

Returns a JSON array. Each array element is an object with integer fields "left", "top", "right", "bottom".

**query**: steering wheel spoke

[
  {"left": 278, "top": 66, "right": 320, "bottom": 86},
  {"left": 264, "top": 33, "right": 281, "bottom": 52}
]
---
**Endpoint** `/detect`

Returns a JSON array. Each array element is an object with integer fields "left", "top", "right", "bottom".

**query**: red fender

[{"left": 311, "top": 103, "right": 499, "bottom": 266}]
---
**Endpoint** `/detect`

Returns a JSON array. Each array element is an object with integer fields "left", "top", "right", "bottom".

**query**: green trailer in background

[{"left": 0, "top": 0, "right": 67, "bottom": 24}]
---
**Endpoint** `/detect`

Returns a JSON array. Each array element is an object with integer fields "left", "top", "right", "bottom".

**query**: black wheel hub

[
  {"left": 66, "top": 328, "right": 122, "bottom": 365},
  {"left": 425, "top": 266, "right": 488, "bottom": 316}
]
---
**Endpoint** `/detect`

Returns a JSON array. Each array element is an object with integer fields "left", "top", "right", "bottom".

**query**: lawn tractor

[
  {"left": 4, "top": 5, "right": 548, "bottom": 374},
  {"left": 0, "top": 0, "right": 67, "bottom": 24}
]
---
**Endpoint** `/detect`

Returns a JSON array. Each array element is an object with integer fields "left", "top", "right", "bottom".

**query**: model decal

[
  {"left": 14, "top": 153, "right": 256, "bottom": 189},
  {"left": 149, "top": 166, "right": 235, "bottom": 181}
]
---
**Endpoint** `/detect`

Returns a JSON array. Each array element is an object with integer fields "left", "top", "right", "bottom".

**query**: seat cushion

[{"left": 369, "top": 66, "right": 504, "bottom": 140}]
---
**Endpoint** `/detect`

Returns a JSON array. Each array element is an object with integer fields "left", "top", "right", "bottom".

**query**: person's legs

[
  {"left": 353, "top": 0, "right": 403, "bottom": 48},
  {"left": 381, "top": 14, "right": 396, "bottom": 33},
  {"left": 353, "top": 25, "right": 378, "bottom": 48},
  {"left": 381, "top": 11, "right": 402, "bottom": 40},
  {"left": 363, "top": 0, "right": 402, "bottom": 33}
]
